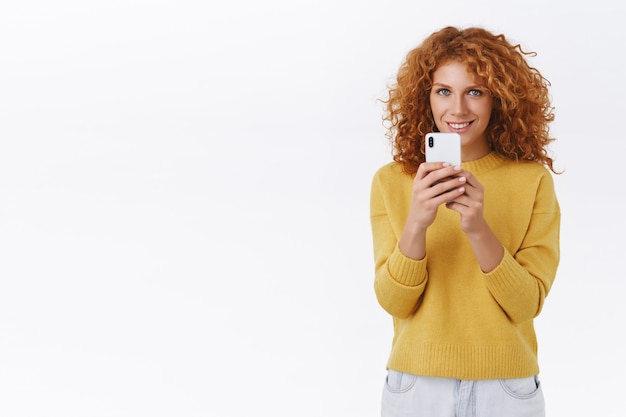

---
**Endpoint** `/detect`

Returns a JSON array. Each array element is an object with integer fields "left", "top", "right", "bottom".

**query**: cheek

[
  {"left": 480, "top": 108, "right": 492, "bottom": 126},
  {"left": 476, "top": 100, "right": 493, "bottom": 120},
  {"left": 429, "top": 99, "right": 444, "bottom": 119},
  {"left": 430, "top": 106, "right": 447, "bottom": 131}
]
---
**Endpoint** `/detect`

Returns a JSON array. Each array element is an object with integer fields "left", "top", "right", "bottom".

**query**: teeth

[{"left": 450, "top": 122, "right": 470, "bottom": 129}]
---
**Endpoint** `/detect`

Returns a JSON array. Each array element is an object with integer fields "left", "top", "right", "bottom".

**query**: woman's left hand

[
  {"left": 446, "top": 169, "right": 505, "bottom": 273},
  {"left": 445, "top": 169, "right": 489, "bottom": 236}
]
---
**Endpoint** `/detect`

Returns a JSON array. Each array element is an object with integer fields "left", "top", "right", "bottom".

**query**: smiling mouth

[{"left": 448, "top": 122, "right": 472, "bottom": 129}]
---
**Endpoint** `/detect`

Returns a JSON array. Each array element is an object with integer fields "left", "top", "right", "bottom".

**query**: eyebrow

[{"left": 432, "top": 82, "right": 486, "bottom": 89}]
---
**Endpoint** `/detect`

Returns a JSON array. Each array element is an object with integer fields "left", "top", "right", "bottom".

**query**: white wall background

[{"left": 0, "top": 1, "right": 624, "bottom": 416}]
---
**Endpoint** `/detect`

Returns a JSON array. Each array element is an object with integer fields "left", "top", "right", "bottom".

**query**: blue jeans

[{"left": 381, "top": 370, "right": 545, "bottom": 417}]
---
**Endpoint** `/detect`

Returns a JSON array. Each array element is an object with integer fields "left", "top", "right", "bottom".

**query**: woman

[{"left": 370, "top": 26, "right": 560, "bottom": 417}]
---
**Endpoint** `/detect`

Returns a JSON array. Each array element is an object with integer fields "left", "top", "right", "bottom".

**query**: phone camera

[{"left": 428, "top": 136, "right": 434, "bottom": 148}]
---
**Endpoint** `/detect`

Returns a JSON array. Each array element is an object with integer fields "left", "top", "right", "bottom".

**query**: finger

[
  {"left": 429, "top": 181, "right": 466, "bottom": 205},
  {"left": 430, "top": 175, "right": 466, "bottom": 195},
  {"left": 456, "top": 170, "right": 482, "bottom": 188},
  {"left": 416, "top": 161, "right": 450, "bottom": 180},
  {"left": 429, "top": 188, "right": 465, "bottom": 208},
  {"left": 451, "top": 186, "right": 483, "bottom": 212},
  {"left": 425, "top": 166, "right": 463, "bottom": 188},
  {"left": 446, "top": 194, "right": 469, "bottom": 209}
]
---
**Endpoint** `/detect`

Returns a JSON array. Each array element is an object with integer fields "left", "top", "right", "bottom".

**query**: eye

[
  {"left": 436, "top": 88, "right": 451, "bottom": 96},
  {"left": 468, "top": 89, "right": 484, "bottom": 96}
]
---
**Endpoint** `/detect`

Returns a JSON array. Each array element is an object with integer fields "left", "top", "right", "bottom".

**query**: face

[{"left": 429, "top": 60, "right": 493, "bottom": 161}]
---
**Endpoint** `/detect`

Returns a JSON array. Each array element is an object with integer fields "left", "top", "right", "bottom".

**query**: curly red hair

[{"left": 383, "top": 26, "right": 557, "bottom": 174}]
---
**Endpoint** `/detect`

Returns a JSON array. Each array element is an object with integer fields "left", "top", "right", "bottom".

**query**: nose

[{"left": 451, "top": 95, "right": 468, "bottom": 115}]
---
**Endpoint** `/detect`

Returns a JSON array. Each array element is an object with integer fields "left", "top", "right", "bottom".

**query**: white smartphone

[{"left": 425, "top": 132, "right": 461, "bottom": 166}]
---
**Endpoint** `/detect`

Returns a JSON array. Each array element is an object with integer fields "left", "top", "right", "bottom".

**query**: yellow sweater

[{"left": 370, "top": 152, "right": 560, "bottom": 380}]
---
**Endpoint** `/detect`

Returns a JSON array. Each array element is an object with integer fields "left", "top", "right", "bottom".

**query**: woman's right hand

[
  {"left": 408, "top": 162, "right": 466, "bottom": 227},
  {"left": 398, "top": 162, "right": 466, "bottom": 260}
]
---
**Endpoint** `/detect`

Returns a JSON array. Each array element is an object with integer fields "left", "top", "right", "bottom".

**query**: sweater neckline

[{"left": 461, "top": 151, "right": 504, "bottom": 173}]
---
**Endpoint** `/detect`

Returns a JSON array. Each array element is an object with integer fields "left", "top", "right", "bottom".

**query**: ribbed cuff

[
  {"left": 483, "top": 250, "right": 524, "bottom": 296},
  {"left": 387, "top": 245, "right": 428, "bottom": 287}
]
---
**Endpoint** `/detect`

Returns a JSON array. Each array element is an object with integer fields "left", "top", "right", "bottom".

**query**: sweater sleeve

[
  {"left": 483, "top": 171, "right": 561, "bottom": 323},
  {"left": 370, "top": 170, "right": 428, "bottom": 319}
]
